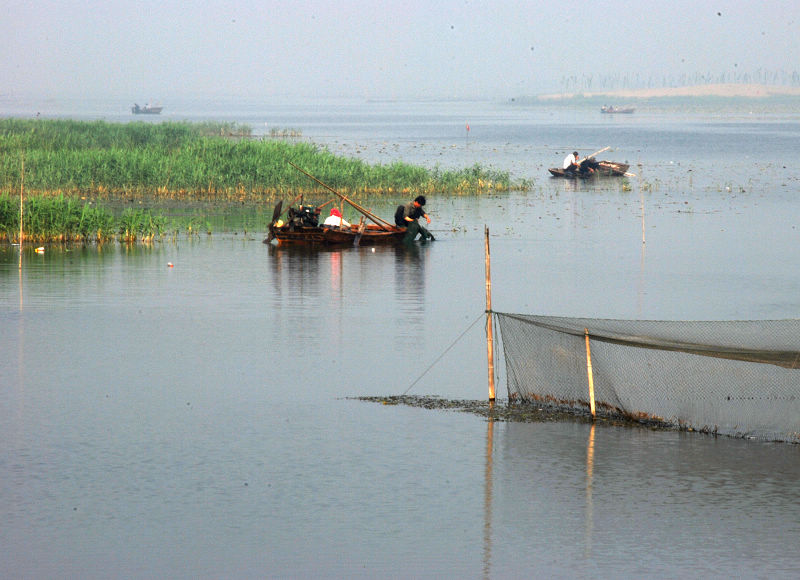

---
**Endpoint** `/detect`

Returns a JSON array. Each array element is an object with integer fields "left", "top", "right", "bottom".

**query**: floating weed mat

[{"left": 353, "top": 395, "right": 674, "bottom": 431}]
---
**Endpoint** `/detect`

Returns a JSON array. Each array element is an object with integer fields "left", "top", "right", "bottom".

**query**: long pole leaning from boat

[
  {"left": 287, "top": 161, "right": 394, "bottom": 230},
  {"left": 485, "top": 226, "right": 496, "bottom": 402},
  {"left": 581, "top": 146, "right": 610, "bottom": 164}
]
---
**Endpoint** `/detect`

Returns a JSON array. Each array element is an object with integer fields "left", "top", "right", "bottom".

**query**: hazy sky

[{"left": 3, "top": 0, "right": 799, "bottom": 101}]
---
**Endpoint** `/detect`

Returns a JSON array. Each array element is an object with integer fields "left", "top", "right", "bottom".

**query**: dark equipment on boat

[{"left": 287, "top": 205, "right": 320, "bottom": 228}]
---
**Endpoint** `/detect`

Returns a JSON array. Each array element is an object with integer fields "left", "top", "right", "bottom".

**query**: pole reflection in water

[
  {"left": 585, "top": 423, "right": 595, "bottom": 559},
  {"left": 483, "top": 409, "right": 494, "bottom": 579},
  {"left": 19, "top": 254, "right": 23, "bottom": 311},
  {"left": 393, "top": 243, "right": 429, "bottom": 350},
  {"left": 329, "top": 249, "right": 343, "bottom": 296}
]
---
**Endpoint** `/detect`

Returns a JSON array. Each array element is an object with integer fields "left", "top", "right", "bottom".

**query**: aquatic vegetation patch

[
  {"left": 0, "top": 193, "right": 202, "bottom": 243},
  {"left": 0, "top": 119, "right": 524, "bottom": 201}
]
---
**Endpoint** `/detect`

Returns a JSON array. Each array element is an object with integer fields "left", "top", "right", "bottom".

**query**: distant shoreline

[{"left": 536, "top": 83, "right": 800, "bottom": 100}]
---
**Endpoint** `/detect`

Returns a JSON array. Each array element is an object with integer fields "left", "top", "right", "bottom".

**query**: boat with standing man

[
  {"left": 131, "top": 103, "right": 163, "bottom": 115},
  {"left": 601, "top": 105, "right": 635, "bottom": 114}
]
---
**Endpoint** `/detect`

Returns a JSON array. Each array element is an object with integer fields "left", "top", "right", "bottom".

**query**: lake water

[{"left": 2, "top": 96, "right": 800, "bottom": 578}]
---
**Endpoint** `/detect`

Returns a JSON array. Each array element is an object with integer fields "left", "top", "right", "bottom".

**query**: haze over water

[{"left": 4, "top": 2, "right": 799, "bottom": 101}]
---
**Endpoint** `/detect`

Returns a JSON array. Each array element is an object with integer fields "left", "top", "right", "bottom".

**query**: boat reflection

[{"left": 392, "top": 243, "right": 430, "bottom": 349}]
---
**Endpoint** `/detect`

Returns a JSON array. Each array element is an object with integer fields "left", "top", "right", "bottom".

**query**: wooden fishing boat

[
  {"left": 264, "top": 163, "right": 415, "bottom": 247},
  {"left": 549, "top": 160, "right": 630, "bottom": 178},
  {"left": 131, "top": 103, "right": 163, "bottom": 115},
  {"left": 269, "top": 222, "right": 407, "bottom": 246}
]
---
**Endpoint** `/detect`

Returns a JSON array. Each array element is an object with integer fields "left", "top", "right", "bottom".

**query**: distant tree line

[{"left": 559, "top": 69, "right": 800, "bottom": 93}]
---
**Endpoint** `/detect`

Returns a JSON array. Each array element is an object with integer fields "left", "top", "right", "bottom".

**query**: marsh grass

[
  {"left": 0, "top": 193, "right": 196, "bottom": 244},
  {"left": 0, "top": 119, "right": 522, "bottom": 202}
]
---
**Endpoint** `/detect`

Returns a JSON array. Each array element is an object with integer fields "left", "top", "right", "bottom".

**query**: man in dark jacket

[{"left": 394, "top": 195, "right": 435, "bottom": 241}]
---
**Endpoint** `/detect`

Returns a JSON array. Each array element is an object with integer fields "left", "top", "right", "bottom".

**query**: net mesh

[{"left": 495, "top": 313, "right": 800, "bottom": 443}]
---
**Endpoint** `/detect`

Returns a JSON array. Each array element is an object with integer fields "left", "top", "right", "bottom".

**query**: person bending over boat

[
  {"left": 563, "top": 151, "right": 580, "bottom": 174},
  {"left": 563, "top": 151, "right": 598, "bottom": 175},
  {"left": 322, "top": 207, "right": 351, "bottom": 228},
  {"left": 394, "top": 195, "right": 435, "bottom": 241}
]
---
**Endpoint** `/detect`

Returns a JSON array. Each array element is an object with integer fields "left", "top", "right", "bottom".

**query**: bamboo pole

[
  {"left": 287, "top": 161, "right": 393, "bottom": 229},
  {"left": 640, "top": 188, "right": 646, "bottom": 245},
  {"left": 584, "top": 328, "right": 596, "bottom": 418},
  {"left": 582, "top": 146, "right": 610, "bottom": 163},
  {"left": 485, "top": 226, "right": 496, "bottom": 401},
  {"left": 19, "top": 156, "right": 24, "bottom": 271}
]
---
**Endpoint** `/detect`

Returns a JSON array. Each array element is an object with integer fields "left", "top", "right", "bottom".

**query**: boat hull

[
  {"left": 268, "top": 224, "right": 407, "bottom": 246},
  {"left": 131, "top": 105, "right": 163, "bottom": 115},
  {"left": 549, "top": 161, "right": 629, "bottom": 178},
  {"left": 601, "top": 106, "right": 635, "bottom": 114}
]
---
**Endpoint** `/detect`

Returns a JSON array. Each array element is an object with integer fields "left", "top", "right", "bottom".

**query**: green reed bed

[
  {"left": 0, "top": 193, "right": 201, "bottom": 243},
  {"left": 0, "top": 119, "right": 523, "bottom": 201}
]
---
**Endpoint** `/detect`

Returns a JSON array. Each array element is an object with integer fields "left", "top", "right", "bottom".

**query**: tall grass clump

[
  {"left": 0, "top": 193, "right": 174, "bottom": 243},
  {"left": 0, "top": 119, "right": 527, "bottom": 201},
  {"left": 117, "top": 208, "right": 168, "bottom": 242}
]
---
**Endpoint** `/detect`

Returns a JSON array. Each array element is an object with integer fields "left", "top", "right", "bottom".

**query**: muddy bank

[{"left": 354, "top": 395, "right": 676, "bottom": 432}]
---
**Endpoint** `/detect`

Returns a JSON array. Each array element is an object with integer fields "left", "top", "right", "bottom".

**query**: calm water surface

[{"left": 2, "top": 98, "right": 800, "bottom": 578}]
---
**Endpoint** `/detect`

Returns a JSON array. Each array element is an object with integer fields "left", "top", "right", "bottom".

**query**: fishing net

[{"left": 495, "top": 313, "right": 800, "bottom": 443}]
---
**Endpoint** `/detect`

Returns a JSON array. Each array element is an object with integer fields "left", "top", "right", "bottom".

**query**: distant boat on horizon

[
  {"left": 131, "top": 103, "right": 163, "bottom": 115},
  {"left": 601, "top": 105, "right": 635, "bottom": 114}
]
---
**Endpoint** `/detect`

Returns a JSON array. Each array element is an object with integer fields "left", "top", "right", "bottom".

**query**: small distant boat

[
  {"left": 548, "top": 161, "right": 630, "bottom": 178},
  {"left": 601, "top": 105, "right": 635, "bottom": 114},
  {"left": 131, "top": 103, "right": 163, "bottom": 115}
]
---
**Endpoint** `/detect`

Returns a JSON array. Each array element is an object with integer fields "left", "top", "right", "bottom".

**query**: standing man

[{"left": 395, "top": 195, "right": 435, "bottom": 241}]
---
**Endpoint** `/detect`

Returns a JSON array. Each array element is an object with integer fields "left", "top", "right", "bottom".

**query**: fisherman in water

[{"left": 395, "top": 195, "right": 435, "bottom": 241}]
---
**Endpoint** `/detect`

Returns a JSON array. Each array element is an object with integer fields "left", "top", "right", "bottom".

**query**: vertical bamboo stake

[
  {"left": 19, "top": 156, "right": 24, "bottom": 271},
  {"left": 640, "top": 188, "right": 646, "bottom": 245},
  {"left": 485, "top": 226, "right": 495, "bottom": 401},
  {"left": 584, "top": 328, "right": 596, "bottom": 418}
]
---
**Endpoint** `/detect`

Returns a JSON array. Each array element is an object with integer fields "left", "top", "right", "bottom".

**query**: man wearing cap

[{"left": 395, "top": 195, "right": 435, "bottom": 241}]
